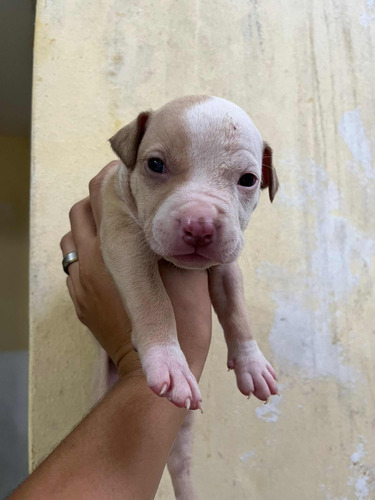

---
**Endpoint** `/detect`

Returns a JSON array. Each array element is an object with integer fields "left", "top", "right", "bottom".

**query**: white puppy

[{"left": 101, "top": 95, "right": 279, "bottom": 497}]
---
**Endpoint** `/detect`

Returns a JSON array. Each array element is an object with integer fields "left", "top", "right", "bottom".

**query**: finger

[
  {"left": 89, "top": 161, "right": 120, "bottom": 228},
  {"left": 69, "top": 198, "right": 97, "bottom": 251},
  {"left": 66, "top": 276, "right": 78, "bottom": 309},
  {"left": 66, "top": 276, "right": 85, "bottom": 326},
  {"left": 60, "top": 232, "right": 80, "bottom": 281}
]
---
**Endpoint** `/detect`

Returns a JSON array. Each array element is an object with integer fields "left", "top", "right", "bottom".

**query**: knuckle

[
  {"left": 60, "top": 233, "right": 70, "bottom": 250},
  {"left": 88, "top": 176, "right": 101, "bottom": 197},
  {"left": 69, "top": 201, "right": 82, "bottom": 222},
  {"left": 107, "top": 159, "right": 121, "bottom": 169}
]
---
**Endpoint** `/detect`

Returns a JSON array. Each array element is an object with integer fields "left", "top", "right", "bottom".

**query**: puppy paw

[
  {"left": 227, "top": 340, "right": 278, "bottom": 401},
  {"left": 141, "top": 344, "right": 203, "bottom": 410}
]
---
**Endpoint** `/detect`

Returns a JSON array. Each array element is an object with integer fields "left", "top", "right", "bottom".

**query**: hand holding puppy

[{"left": 60, "top": 161, "right": 212, "bottom": 381}]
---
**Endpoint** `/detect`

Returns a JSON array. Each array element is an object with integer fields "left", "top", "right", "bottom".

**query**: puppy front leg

[
  {"left": 100, "top": 219, "right": 202, "bottom": 410},
  {"left": 209, "top": 262, "right": 278, "bottom": 401}
]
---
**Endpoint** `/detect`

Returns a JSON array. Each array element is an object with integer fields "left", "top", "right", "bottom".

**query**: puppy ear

[
  {"left": 109, "top": 111, "right": 151, "bottom": 169},
  {"left": 261, "top": 142, "right": 279, "bottom": 203}
]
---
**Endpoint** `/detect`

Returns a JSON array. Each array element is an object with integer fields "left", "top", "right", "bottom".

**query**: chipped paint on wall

[
  {"left": 338, "top": 108, "right": 374, "bottom": 181},
  {"left": 264, "top": 160, "right": 374, "bottom": 383},
  {"left": 240, "top": 450, "right": 255, "bottom": 462},
  {"left": 255, "top": 392, "right": 282, "bottom": 423},
  {"left": 360, "top": 0, "right": 375, "bottom": 27},
  {"left": 347, "top": 440, "right": 375, "bottom": 500},
  {"left": 351, "top": 443, "right": 365, "bottom": 466}
]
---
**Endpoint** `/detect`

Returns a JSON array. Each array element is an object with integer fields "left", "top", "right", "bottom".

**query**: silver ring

[{"left": 62, "top": 251, "right": 79, "bottom": 275}]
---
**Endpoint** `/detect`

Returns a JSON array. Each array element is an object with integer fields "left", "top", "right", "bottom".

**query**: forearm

[
  {"left": 11, "top": 265, "right": 211, "bottom": 500},
  {"left": 11, "top": 373, "right": 197, "bottom": 500},
  {"left": 209, "top": 262, "right": 254, "bottom": 343}
]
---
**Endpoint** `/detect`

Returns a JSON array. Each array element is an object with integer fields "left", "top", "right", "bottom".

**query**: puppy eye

[
  {"left": 148, "top": 158, "right": 166, "bottom": 174},
  {"left": 238, "top": 173, "right": 257, "bottom": 187}
]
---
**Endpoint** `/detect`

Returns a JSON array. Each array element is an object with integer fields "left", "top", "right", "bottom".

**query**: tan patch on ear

[
  {"left": 261, "top": 142, "right": 279, "bottom": 203},
  {"left": 109, "top": 111, "right": 150, "bottom": 169}
]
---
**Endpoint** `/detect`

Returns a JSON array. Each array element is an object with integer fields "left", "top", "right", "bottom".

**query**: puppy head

[{"left": 110, "top": 96, "right": 279, "bottom": 269}]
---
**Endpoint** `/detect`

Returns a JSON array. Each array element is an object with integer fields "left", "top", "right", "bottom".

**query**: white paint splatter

[
  {"left": 348, "top": 473, "right": 371, "bottom": 500},
  {"left": 323, "top": 441, "right": 374, "bottom": 500},
  {"left": 347, "top": 440, "right": 375, "bottom": 499},
  {"left": 324, "top": 494, "right": 348, "bottom": 500},
  {"left": 240, "top": 450, "right": 255, "bottom": 462},
  {"left": 265, "top": 159, "right": 374, "bottom": 384},
  {"left": 354, "top": 475, "right": 370, "bottom": 500},
  {"left": 360, "top": 1, "right": 375, "bottom": 26},
  {"left": 351, "top": 443, "right": 365, "bottom": 465},
  {"left": 255, "top": 393, "right": 282, "bottom": 423},
  {"left": 338, "top": 108, "right": 374, "bottom": 180}
]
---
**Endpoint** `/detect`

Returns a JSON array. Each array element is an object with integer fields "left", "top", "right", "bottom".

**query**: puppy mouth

[{"left": 166, "top": 252, "right": 213, "bottom": 269}]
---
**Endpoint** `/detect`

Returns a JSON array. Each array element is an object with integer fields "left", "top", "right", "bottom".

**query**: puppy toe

[
  {"left": 168, "top": 371, "right": 193, "bottom": 408},
  {"left": 235, "top": 370, "right": 255, "bottom": 397},
  {"left": 186, "top": 374, "right": 203, "bottom": 410},
  {"left": 146, "top": 366, "right": 171, "bottom": 397},
  {"left": 252, "top": 375, "right": 271, "bottom": 401},
  {"left": 263, "top": 370, "right": 278, "bottom": 395}
]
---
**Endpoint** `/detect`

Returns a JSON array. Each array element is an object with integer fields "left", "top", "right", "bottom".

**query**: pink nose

[{"left": 181, "top": 219, "right": 215, "bottom": 247}]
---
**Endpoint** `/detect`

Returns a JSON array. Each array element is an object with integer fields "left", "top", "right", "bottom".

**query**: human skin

[{"left": 10, "top": 163, "right": 212, "bottom": 500}]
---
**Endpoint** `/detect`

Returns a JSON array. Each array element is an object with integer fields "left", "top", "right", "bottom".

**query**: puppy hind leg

[{"left": 167, "top": 412, "right": 197, "bottom": 500}]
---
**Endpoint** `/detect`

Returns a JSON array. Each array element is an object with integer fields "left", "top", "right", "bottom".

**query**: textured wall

[{"left": 30, "top": 1, "right": 375, "bottom": 498}]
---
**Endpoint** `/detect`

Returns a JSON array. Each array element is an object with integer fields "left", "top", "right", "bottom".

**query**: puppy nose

[{"left": 181, "top": 219, "right": 215, "bottom": 247}]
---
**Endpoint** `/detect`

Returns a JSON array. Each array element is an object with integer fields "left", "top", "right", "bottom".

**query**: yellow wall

[
  {"left": 30, "top": 1, "right": 375, "bottom": 498},
  {"left": 0, "top": 135, "right": 29, "bottom": 351}
]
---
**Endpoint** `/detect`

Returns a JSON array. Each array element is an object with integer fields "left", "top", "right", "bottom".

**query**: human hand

[
  {"left": 60, "top": 161, "right": 212, "bottom": 380},
  {"left": 60, "top": 162, "right": 139, "bottom": 377}
]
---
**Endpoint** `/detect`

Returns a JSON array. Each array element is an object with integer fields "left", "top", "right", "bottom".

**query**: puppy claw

[
  {"left": 247, "top": 393, "right": 252, "bottom": 400},
  {"left": 198, "top": 401, "right": 204, "bottom": 414},
  {"left": 185, "top": 398, "right": 191, "bottom": 410},
  {"left": 159, "top": 383, "right": 168, "bottom": 396},
  {"left": 264, "top": 397, "right": 270, "bottom": 405}
]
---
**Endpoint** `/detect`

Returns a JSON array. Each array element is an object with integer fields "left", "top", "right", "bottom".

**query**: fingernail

[{"left": 159, "top": 383, "right": 168, "bottom": 396}]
